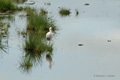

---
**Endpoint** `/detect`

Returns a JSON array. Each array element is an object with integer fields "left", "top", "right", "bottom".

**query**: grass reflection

[
  {"left": 0, "top": 40, "right": 7, "bottom": 53},
  {"left": 19, "top": 57, "right": 33, "bottom": 73},
  {"left": 0, "top": 21, "right": 9, "bottom": 54},
  {"left": 0, "top": 9, "right": 14, "bottom": 55}
]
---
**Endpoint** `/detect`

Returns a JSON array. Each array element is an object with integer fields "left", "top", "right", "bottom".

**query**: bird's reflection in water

[
  {"left": 19, "top": 52, "right": 53, "bottom": 73},
  {"left": 46, "top": 53, "right": 52, "bottom": 69}
]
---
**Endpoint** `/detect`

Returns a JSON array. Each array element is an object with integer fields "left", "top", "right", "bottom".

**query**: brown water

[{"left": 0, "top": 0, "right": 120, "bottom": 80}]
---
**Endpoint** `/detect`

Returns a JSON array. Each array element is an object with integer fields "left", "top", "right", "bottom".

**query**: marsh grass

[
  {"left": 24, "top": 7, "right": 36, "bottom": 16},
  {"left": 26, "top": 8, "right": 56, "bottom": 33},
  {"left": 40, "top": 8, "right": 48, "bottom": 15},
  {"left": 0, "top": 0, "right": 24, "bottom": 13},
  {"left": 21, "top": 31, "right": 53, "bottom": 73},
  {"left": 21, "top": 8, "right": 57, "bottom": 73},
  {"left": 24, "top": 8, "right": 57, "bottom": 54},
  {"left": 20, "top": 45, "right": 53, "bottom": 73},
  {"left": 0, "top": 0, "right": 17, "bottom": 12},
  {"left": 24, "top": 32, "right": 53, "bottom": 53},
  {"left": 59, "top": 8, "right": 71, "bottom": 16}
]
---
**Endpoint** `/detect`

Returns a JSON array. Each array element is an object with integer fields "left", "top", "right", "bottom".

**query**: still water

[{"left": 0, "top": 0, "right": 120, "bottom": 80}]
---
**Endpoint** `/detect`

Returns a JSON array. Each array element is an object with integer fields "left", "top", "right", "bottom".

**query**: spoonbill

[{"left": 46, "top": 27, "right": 53, "bottom": 42}]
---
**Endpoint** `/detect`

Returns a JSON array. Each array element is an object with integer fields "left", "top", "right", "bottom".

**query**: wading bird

[{"left": 46, "top": 27, "right": 53, "bottom": 44}]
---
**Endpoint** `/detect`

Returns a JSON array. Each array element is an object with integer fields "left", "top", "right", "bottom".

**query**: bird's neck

[{"left": 50, "top": 30, "right": 53, "bottom": 32}]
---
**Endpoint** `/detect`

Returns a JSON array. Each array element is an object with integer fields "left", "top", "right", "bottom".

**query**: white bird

[{"left": 46, "top": 27, "right": 53, "bottom": 43}]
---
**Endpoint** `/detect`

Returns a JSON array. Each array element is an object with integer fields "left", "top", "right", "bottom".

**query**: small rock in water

[
  {"left": 78, "top": 44, "right": 83, "bottom": 46},
  {"left": 85, "top": 3, "right": 89, "bottom": 5},
  {"left": 0, "top": 30, "right": 4, "bottom": 34},
  {"left": 3, "top": 35, "right": 7, "bottom": 37},
  {"left": 107, "top": 40, "right": 111, "bottom": 42},
  {"left": 25, "top": 1, "right": 35, "bottom": 5},
  {"left": 23, "top": 35, "right": 26, "bottom": 37}
]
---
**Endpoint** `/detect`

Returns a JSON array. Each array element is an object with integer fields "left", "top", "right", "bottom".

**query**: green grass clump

[
  {"left": 24, "top": 7, "right": 57, "bottom": 55},
  {"left": 0, "top": 0, "right": 23, "bottom": 13},
  {"left": 26, "top": 8, "right": 56, "bottom": 33},
  {"left": 24, "top": 8, "right": 57, "bottom": 54},
  {"left": 22, "top": 32, "right": 53, "bottom": 72},
  {"left": 24, "top": 7, "right": 36, "bottom": 16},
  {"left": 0, "top": 0, "right": 17, "bottom": 12},
  {"left": 20, "top": 7, "right": 57, "bottom": 73},
  {"left": 24, "top": 32, "right": 53, "bottom": 53},
  {"left": 59, "top": 8, "right": 71, "bottom": 16}
]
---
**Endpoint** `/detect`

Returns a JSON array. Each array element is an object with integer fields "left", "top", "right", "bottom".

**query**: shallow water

[{"left": 0, "top": 0, "right": 120, "bottom": 80}]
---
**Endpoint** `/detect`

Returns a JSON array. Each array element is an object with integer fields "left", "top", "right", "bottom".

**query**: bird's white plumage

[{"left": 46, "top": 27, "right": 53, "bottom": 41}]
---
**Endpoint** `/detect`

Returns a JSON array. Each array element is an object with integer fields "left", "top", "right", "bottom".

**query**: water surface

[{"left": 0, "top": 0, "right": 120, "bottom": 80}]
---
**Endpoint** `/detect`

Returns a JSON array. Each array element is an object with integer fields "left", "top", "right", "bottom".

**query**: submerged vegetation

[{"left": 59, "top": 8, "right": 71, "bottom": 16}]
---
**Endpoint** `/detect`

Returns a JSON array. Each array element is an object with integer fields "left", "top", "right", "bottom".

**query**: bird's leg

[
  {"left": 47, "top": 40, "right": 50, "bottom": 45},
  {"left": 48, "top": 41, "right": 50, "bottom": 45}
]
